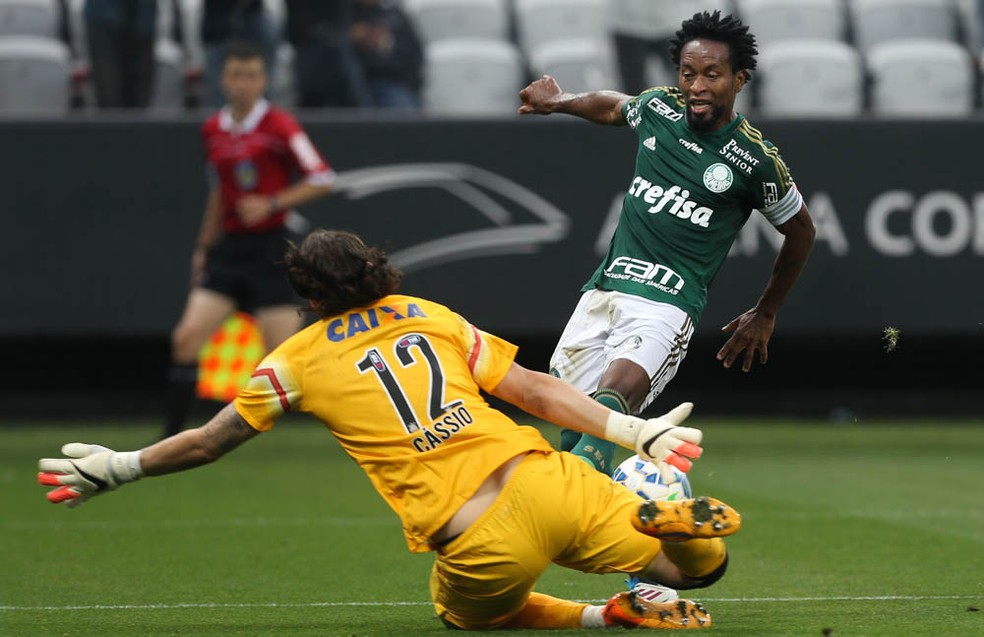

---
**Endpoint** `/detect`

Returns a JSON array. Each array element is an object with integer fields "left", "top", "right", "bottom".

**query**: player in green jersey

[{"left": 518, "top": 11, "right": 816, "bottom": 476}]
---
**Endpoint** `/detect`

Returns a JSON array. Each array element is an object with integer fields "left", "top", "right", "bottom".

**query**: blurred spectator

[
  {"left": 84, "top": 0, "right": 157, "bottom": 108},
  {"left": 285, "top": 0, "right": 369, "bottom": 107},
  {"left": 978, "top": 0, "right": 984, "bottom": 52},
  {"left": 349, "top": 0, "right": 424, "bottom": 109},
  {"left": 201, "top": 0, "right": 278, "bottom": 108}
]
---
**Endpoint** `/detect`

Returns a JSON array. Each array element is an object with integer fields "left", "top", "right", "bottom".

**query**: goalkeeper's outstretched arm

[
  {"left": 141, "top": 404, "right": 260, "bottom": 475},
  {"left": 38, "top": 404, "right": 260, "bottom": 507},
  {"left": 490, "top": 363, "right": 703, "bottom": 473}
]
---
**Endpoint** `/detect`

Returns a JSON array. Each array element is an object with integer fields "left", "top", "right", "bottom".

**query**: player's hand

[
  {"left": 635, "top": 403, "right": 703, "bottom": 482},
  {"left": 38, "top": 443, "right": 144, "bottom": 509},
  {"left": 518, "top": 75, "right": 563, "bottom": 115},
  {"left": 605, "top": 403, "right": 703, "bottom": 483},
  {"left": 717, "top": 307, "right": 776, "bottom": 372},
  {"left": 236, "top": 195, "right": 274, "bottom": 226}
]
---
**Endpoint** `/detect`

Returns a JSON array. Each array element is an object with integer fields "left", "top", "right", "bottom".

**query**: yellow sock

[
  {"left": 659, "top": 537, "right": 727, "bottom": 578},
  {"left": 503, "top": 592, "right": 588, "bottom": 629}
]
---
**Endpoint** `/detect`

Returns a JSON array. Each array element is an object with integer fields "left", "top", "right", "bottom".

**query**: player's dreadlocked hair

[
  {"left": 284, "top": 229, "right": 403, "bottom": 318},
  {"left": 669, "top": 10, "right": 758, "bottom": 77}
]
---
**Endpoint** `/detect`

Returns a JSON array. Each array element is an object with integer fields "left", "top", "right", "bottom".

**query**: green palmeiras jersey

[{"left": 584, "top": 86, "right": 804, "bottom": 322}]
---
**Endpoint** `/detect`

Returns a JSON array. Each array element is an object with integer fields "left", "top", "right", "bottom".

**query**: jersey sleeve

[
  {"left": 453, "top": 313, "right": 518, "bottom": 393},
  {"left": 751, "top": 140, "right": 804, "bottom": 226},
  {"left": 276, "top": 111, "right": 336, "bottom": 187},
  {"left": 622, "top": 86, "right": 682, "bottom": 133},
  {"left": 233, "top": 352, "right": 303, "bottom": 432}
]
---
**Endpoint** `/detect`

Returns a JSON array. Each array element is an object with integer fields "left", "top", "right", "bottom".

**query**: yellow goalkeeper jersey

[{"left": 234, "top": 294, "right": 553, "bottom": 552}]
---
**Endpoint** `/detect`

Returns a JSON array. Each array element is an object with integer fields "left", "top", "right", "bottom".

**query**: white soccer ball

[{"left": 612, "top": 454, "right": 692, "bottom": 501}]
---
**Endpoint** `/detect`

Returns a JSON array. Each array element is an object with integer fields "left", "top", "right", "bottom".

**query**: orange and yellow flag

[{"left": 197, "top": 312, "right": 266, "bottom": 402}]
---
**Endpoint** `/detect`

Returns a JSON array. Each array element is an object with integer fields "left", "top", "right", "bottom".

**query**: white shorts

[{"left": 549, "top": 289, "right": 694, "bottom": 412}]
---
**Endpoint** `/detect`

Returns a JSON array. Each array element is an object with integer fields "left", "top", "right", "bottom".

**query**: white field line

[
  {"left": 1, "top": 595, "right": 980, "bottom": 612},
  {"left": 2, "top": 517, "right": 398, "bottom": 530}
]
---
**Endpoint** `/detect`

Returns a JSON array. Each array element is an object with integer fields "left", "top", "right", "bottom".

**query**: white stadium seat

[
  {"left": 0, "top": 0, "right": 57, "bottom": 38},
  {"left": 403, "top": 0, "right": 510, "bottom": 44},
  {"left": 513, "top": 0, "right": 607, "bottom": 57},
  {"left": 734, "top": 0, "right": 846, "bottom": 47},
  {"left": 423, "top": 38, "right": 524, "bottom": 115},
  {"left": 849, "top": 0, "right": 957, "bottom": 51},
  {"left": 866, "top": 39, "right": 974, "bottom": 117},
  {"left": 756, "top": 40, "right": 863, "bottom": 117},
  {"left": 0, "top": 35, "right": 70, "bottom": 113},
  {"left": 527, "top": 37, "right": 619, "bottom": 93}
]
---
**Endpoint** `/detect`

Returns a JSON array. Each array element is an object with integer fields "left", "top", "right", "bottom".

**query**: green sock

[
  {"left": 570, "top": 389, "right": 630, "bottom": 476},
  {"left": 560, "top": 428, "right": 581, "bottom": 452}
]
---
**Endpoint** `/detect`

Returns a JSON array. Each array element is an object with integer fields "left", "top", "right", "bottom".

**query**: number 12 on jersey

[{"left": 356, "top": 333, "right": 462, "bottom": 434}]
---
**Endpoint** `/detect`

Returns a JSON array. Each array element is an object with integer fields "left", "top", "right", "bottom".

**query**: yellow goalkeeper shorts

[{"left": 429, "top": 450, "right": 661, "bottom": 629}]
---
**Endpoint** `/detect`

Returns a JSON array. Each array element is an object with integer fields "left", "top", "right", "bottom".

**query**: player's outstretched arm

[
  {"left": 518, "top": 75, "right": 630, "bottom": 126},
  {"left": 491, "top": 363, "right": 702, "bottom": 475},
  {"left": 717, "top": 204, "right": 816, "bottom": 372},
  {"left": 38, "top": 404, "right": 261, "bottom": 508}
]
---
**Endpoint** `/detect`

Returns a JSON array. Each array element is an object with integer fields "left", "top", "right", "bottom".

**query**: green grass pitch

[{"left": 2, "top": 415, "right": 982, "bottom": 636}]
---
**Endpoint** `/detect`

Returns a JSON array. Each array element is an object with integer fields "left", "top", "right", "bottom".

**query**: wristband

[
  {"left": 604, "top": 412, "right": 644, "bottom": 450},
  {"left": 268, "top": 196, "right": 281, "bottom": 213},
  {"left": 110, "top": 450, "right": 145, "bottom": 483}
]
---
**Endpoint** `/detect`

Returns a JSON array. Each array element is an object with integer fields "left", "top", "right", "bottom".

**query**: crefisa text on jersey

[{"left": 411, "top": 404, "right": 474, "bottom": 452}]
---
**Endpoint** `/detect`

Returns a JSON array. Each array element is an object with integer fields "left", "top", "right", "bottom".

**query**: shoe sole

[
  {"left": 604, "top": 590, "right": 712, "bottom": 629},
  {"left": 632, "top": 496, "right": 741, "bottom": 540}
]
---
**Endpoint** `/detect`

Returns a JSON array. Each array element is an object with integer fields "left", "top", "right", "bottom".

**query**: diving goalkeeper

[{"left": 38, "top": 229, "right": 741, "bottom": 631}]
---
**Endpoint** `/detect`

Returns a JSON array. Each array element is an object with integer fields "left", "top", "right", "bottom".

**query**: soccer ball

[{"left": 612, "top": 454, "right": 692, "bottom": 501}]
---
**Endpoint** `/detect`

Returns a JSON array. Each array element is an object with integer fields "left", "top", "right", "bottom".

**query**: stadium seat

[
  {"left": 403, "top": 0, "right": 510, "bottom": 44},
  {"left": 527, "top": 37, "right": 619, "bottom": 93},
  {"left": 0, "top": 35, "right": 70, "bottom": 113},
  {"left": 0, "top": 0, "right": 58, "bottom": 38},
  {"left": 756, "top": 40, "right": 863, "bottom": 117},
  {"left": 423, "top": 38, "right": 524, "bottom": 115},
  {"left": 513, "top": 0, "right": 607, "bottom": 58},
  {"left": 734, "top": 0, "right": 846, "bottom": 47},
  {"left": 849, "top": 0, "right": 958, "bottom": 51},
  {"left": 866, "top": 39, "right": 974, "bottom": 117},
  {"left": 153, "top": 37, "right": 185, "bottom": 110}
]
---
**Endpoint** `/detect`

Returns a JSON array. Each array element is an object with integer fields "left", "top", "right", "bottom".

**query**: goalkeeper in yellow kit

[{"left": 38, "top": 229, "right": 741, "bottom": 631}]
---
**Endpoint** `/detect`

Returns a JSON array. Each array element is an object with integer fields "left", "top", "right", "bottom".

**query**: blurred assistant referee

[{"left": 164, "top": 40, "right": 335, "bottom": 438}]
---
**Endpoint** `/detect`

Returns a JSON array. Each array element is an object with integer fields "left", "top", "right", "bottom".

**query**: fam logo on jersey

[
  {"left": 762, "top": 182, "right": 779, "bottom": 206},
  {"left": 643, "top": 136, "right": 657, "bottom": 151},
  {"left": 628, "top": 176, "right": 714, "bottom": 228},
  {"left": 604, "top": 256, "right": 685, "bottom": 295},
  {"left": 647, "top": 97, "right": 683, "bottom": 122},
  {"left": 235, "top": 159, "right": 258, "bottom": 190},
  {"left": 702, "top": 163, "right": 733, "bottom": 193}
]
